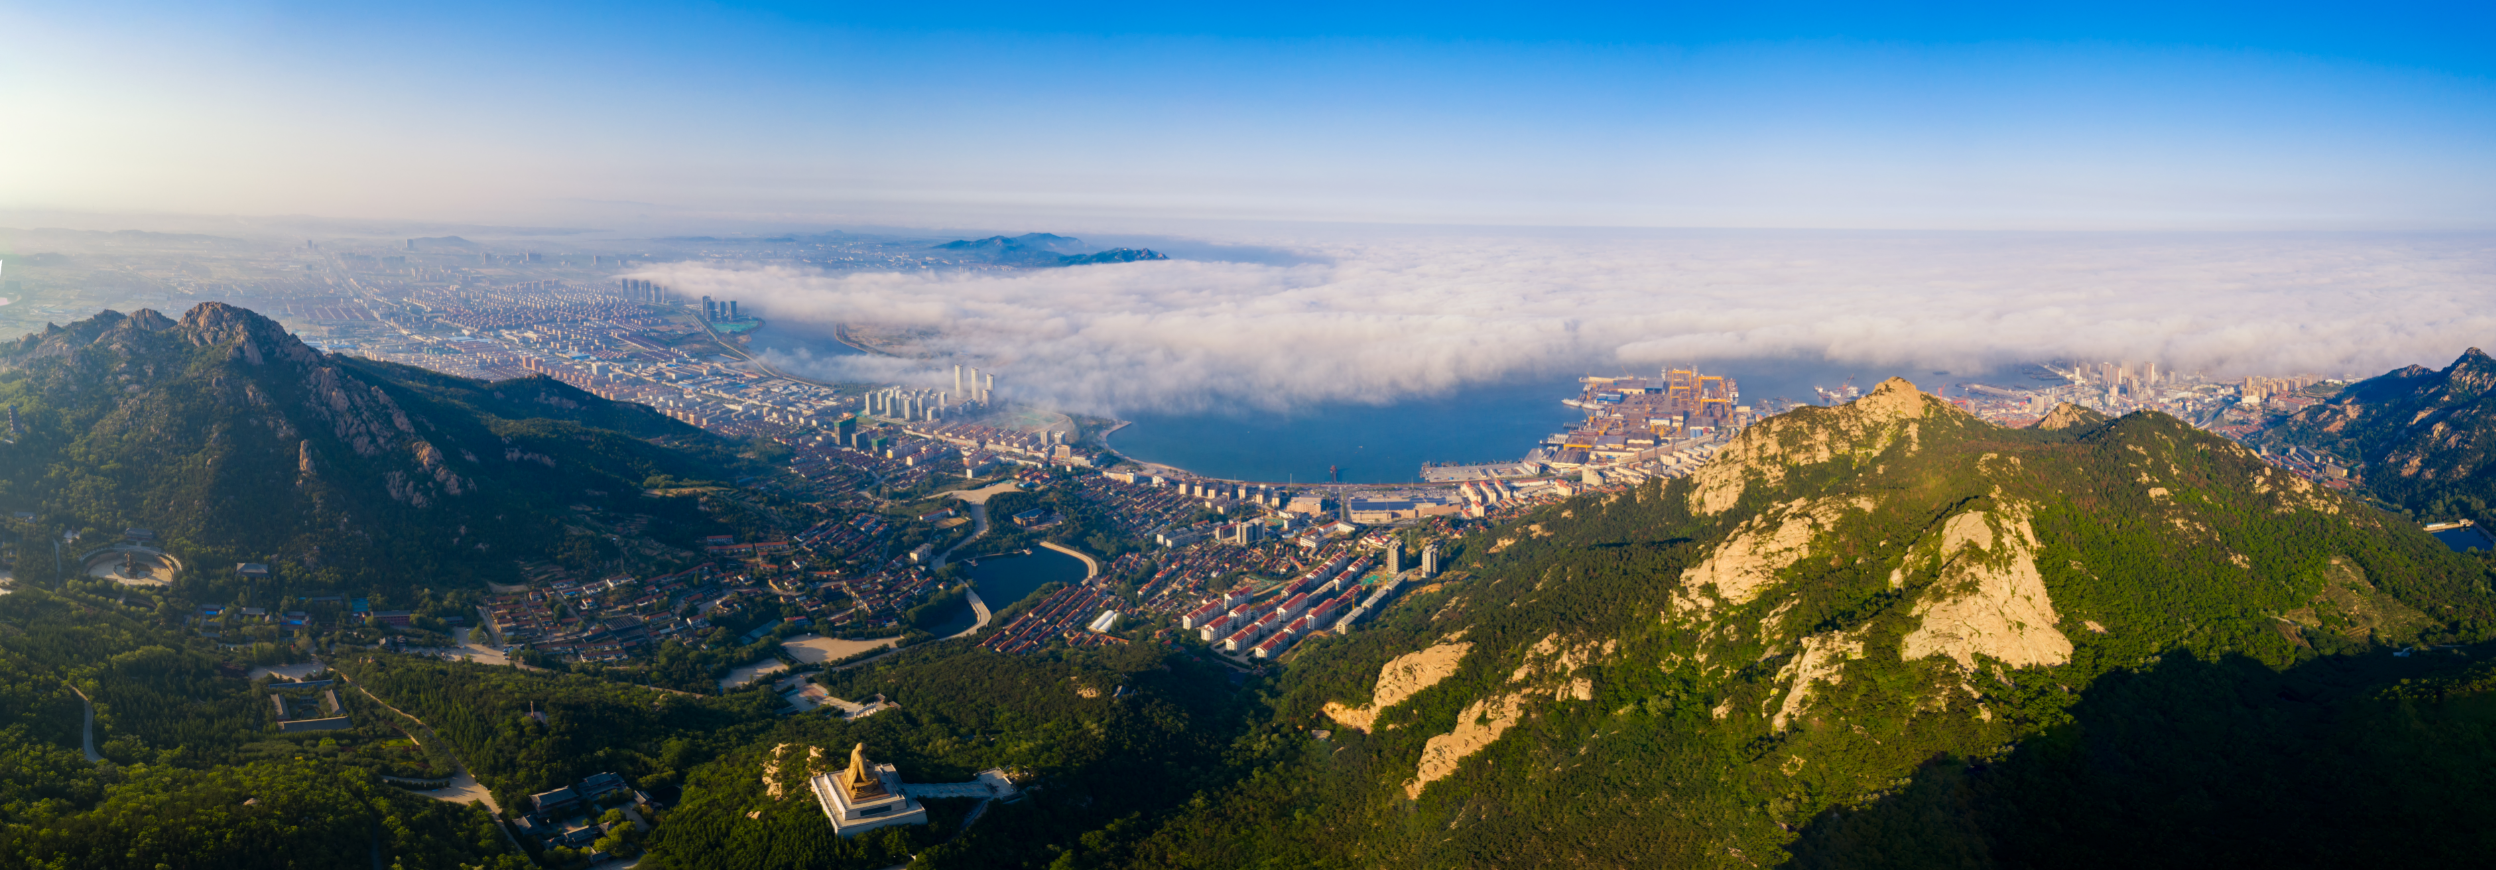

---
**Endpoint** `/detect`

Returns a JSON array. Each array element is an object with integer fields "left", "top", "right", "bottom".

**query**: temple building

[{"left": 808, "top": 743, "right": 929, "bottom": 836}]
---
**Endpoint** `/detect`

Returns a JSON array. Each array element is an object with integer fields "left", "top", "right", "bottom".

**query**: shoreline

[
  {"left": 827, "top": 323, "right": 903, "bottom": 358},
  {"left": 746, "top": 322, "right": 1544, "bottom": 489},
  {"left": 1096, "top": 376, "right": 1585, "bottom": 487},
  {"left": 1111, "top": 458, "right": 1495, "bottom": 490},
  {"left": 1108, "top": 428, "right": 1543, "bottom": 490}
]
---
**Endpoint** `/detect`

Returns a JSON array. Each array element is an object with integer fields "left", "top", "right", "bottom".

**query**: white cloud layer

[{"left": 640, "top": 231, "right": 2496, "bottom": 415}]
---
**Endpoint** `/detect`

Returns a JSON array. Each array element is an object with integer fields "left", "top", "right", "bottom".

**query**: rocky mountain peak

[
  {"left": 177, "top": 301, "right": 320, "bottom": 366},
  {"left": 1855, "top": 376, "right": 1941, "bottom": 422},
  {"left": 2032, "top": 401, "right": 2110, "bottom": 430},
  {"left": 1681, "top": 377, "right": 1968, "bottom": 515},
  {"left": 120, "top": 308, "right": 177, "bottom": 332},
  {"left": 2447, "top": 347, "right": 2496, "bottom": 394}
]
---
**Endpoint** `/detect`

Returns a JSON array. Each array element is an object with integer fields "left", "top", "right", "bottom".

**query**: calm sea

[
  {"left": 1109, "top": 359, "right": 2040, "bottom": 483},
  {"left": 748, "top": 322, "right": 2038, "bottom": 484}
]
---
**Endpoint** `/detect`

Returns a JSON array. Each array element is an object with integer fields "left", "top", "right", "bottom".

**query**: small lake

[
  {"left": 744, "top": 320, "right": 871, "bottom": 360},
  {"left": 2432, "top": 525, "right": 2495, "bottom": 553},
  {"left": 925, "top": 547, "right": 1090, "bottom": 636}
]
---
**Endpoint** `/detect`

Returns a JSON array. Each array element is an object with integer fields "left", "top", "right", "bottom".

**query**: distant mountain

[
  {"left": 0, "top": 227, "right": 238, "bottom": 247},
  {"left": 935, "top": 232, "right": 1084, "bottom": 254},
  {"left": 1055, "top": 247, "right": 1169, "bottom": 266},
  {"left": 0, "top": 302, "right": 764, "bottom": 598},
  {"left": 1124, "top": 378, "right": 2496, "bottom": 867},
  {"left": 932, "top": 233, "right": 1166, "bottom": 267},
  {"left": 405, "top": 235, "right": 481, "bottom": 249},
  {"left": 2260, "top": 348, "right": 2496, "bottom": 521}
]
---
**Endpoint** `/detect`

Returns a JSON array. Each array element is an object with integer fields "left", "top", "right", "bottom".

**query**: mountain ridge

[
  {"left": 0, "top": 301, "right": 765, "bottom": 598},
  {"left": 2260, "top": 347, "right": 2496, "bottom": 522},
  {"left": 932, "top": 232, "right": 1169, "bottom": 267},
  {"left": 1118, "top": 376, "right": 2496, "bottom": 867}
]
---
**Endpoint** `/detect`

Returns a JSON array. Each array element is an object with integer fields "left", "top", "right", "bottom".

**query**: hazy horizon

[
  {"left": 6, "top": 1, "right": 2494, "bottom": 231},
  {"left": 5, "top": 0, "right": 2492, "bottom": 416}
]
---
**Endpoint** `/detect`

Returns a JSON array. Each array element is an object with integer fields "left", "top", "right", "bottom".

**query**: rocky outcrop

[
  {"left": 2260, "top": 347, "right": 2496, "bottom": 513},
  {"left": 1771, "top": 629, "right": 1866, "bottom": 731},
  {"left": 1898, "top": 507, "right": 2072, "bottom": 671},
  {"left": 1405, "top": 692, "right": 1529, "bottom": 799},
  {"left": 178, "top": 301, "right": 320, "bottom": 367},
  {"left": 1507, "top": 633, "right": 1612, "bottom": 701},
  {"left": 2032, "top": 402, "right": 2108, "bottom": 431},
  {"left": 1673, "top": 498, "right": 1867, "bottom": 611},
  {"left": 504, "top": 447, "right": 556, "bottom": 467},
  {"left": 1687, "top": 378, "right": 1954, "bottom": 515},
  {"left": 302, "top": 366, "right": 411, "bottom": 457},
  {"left": 412, "top": 442, "right": 469, "bottom": 496},
  {"left": 1324, "top": 640, "right": 1472, "bottom": 732},
  {"left": 1394, "top": 632, "right": 1617, "bottom": 799}
]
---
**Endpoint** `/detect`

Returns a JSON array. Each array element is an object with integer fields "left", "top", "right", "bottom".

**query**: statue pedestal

[{"left": 808, "top": 763, "right": 927, "bottom": 837}]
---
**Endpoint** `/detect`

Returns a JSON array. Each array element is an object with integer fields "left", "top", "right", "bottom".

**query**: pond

[
  {"left": 924, "top": 547, "right": 1089, "bottom": 636},
  {"left": 2431, "top": 524, "right": 2495, "bottom": 553}
]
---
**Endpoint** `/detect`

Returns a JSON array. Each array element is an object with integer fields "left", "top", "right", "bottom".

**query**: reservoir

[
  {"left": 745, "top": 320, "right": 870, "bottom": 361},
  {"left": 923, "top": 547, "right": 1089, "bottom": 636},
  {"left": 2432, "top": 525, "right": 2495, "bottom": 553}
]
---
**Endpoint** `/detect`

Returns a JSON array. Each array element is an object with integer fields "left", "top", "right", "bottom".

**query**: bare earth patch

[{"left": 782, "top": 634, "right": 902, "bottom": 664}]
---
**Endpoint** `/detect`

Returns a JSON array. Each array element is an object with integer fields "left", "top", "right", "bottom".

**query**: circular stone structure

[{"left": 80, "top": 545, "right": 182, "bottom": 586}]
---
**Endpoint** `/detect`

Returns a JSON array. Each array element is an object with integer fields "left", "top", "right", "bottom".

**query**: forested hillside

[
  {"left": 0, "top": 587, "right": 527, "bottom": 869},
  {"left": 10, "top": 310, "right": 2495, "bottom": 868},
  {"left": 0, "top": 302, "right": 770, "bottom": 599},
  {"left": 2260, "top": 347, "right": 2496, "bottom": 523},
  {"left": 1097, "top": 378, "right": 2496, "bottom": 868},
  {"left": 812, "top": 643, "right": 1252, "bottom": 870},
  {"left": 320, "top": 634, "right": 1260, "bottom": 870},
  {"left": 333, "top": 655, "right": 781, "bottom": 810}
]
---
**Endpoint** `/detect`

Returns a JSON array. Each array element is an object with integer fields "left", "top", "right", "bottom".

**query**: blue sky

[{"left": 3, "top": 1, "right": 2491, "bottom": 229}]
